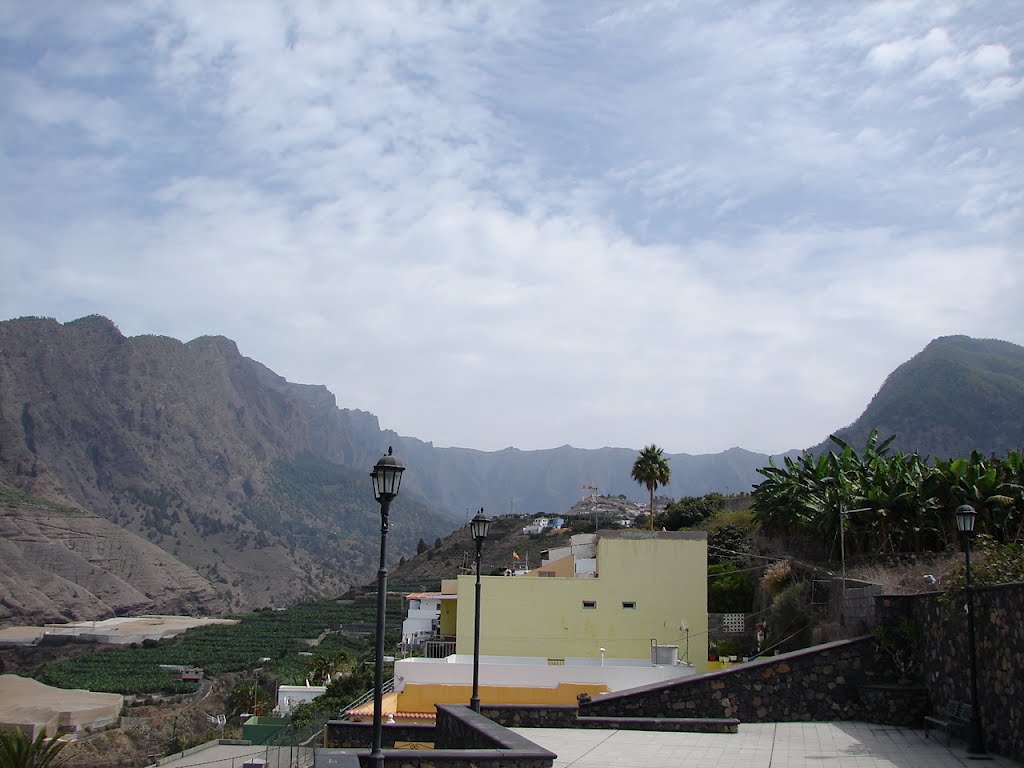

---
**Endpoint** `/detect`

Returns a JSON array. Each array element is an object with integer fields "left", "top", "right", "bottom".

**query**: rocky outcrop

[{"left": 0, "top": 316, "right": 449, "bottom": 627}]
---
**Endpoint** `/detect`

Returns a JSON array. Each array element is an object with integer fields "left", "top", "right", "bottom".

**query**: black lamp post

[
  {"left": 469, "top": 508, "right": 491, "bottom": 713},
  {"left": 370, "top": 447, "right": 404, "bottom": 768},
  {"left": 955, "top": 504, "right": 987, "bottom": 758}
]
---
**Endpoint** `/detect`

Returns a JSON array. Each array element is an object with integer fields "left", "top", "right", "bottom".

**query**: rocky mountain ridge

[
  {"left": 2, "top": 316, "right": 1021, "bottom": 627},
  {"left": 0, "top": 315, "right": 449, "bottom": 626}
]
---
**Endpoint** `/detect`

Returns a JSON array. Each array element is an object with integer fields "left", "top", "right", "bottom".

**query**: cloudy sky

[{"left": 2, "top": 2, "right": 1021, "bottom": 456}]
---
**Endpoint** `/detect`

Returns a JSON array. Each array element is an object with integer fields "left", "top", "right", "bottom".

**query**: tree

[
  {"left": 0, "top": 728, "right": 69, "bottom": 768},
  {"left": 631, "top": 444, "right": 671, "bottom": 531},
  {"left": 307, "top": 650, "right": 348, "bottom": 685},
  {"left": 659, "top": 493, "right": 723, "bottom": 530},
  {"left": 226, "top": 679, "right": 274, "bottom": 719}
]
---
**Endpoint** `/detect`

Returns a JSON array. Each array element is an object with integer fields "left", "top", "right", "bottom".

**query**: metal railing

[{"left": 336, "top": 677, "right": 394, "bottom": 720}]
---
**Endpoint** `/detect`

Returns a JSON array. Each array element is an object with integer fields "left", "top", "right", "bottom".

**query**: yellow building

[{"left": 452, "top": 530, "right": 708, "bottom": 673}]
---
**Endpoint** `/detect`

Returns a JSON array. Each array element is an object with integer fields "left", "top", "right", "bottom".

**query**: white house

[
  {"left": 521, "top": 517, "right": 550, "bottom": 535},
  {"left": 275, "top": 684, "right": 327, "bottom": 715},
  {"left": 401, "top": 592, "right": 445, "bottom": 648}
]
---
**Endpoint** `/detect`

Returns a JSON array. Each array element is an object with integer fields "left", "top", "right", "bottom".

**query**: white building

[
  {"left": 275, "top": 684, "right": 327, "bottom": 715},
  {"left": 401, "top": 592, "right": 445, "bottom": 649},
  {"left": 392, "top": 652, "right": 696, "bottom": 704},
  {"left": 522, "top": 517, "right": 550, "bottom": 535}
]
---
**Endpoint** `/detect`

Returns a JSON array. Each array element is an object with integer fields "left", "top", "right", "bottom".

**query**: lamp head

[
  {"left": 470, "top": 508, "right": 492, "bottom": 542},
  {"left": 371, "top": 446, "right": 405, "bottom": 503},
  {"left": 955, "top": 504, "right": 977, "bottom": 534}
]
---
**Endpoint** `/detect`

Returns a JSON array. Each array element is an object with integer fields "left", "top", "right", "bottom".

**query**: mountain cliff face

[
  {"left": 823, "top": 336, "right": 1024, "bottom": 458},
  {"left": 2, "top": 317, "right": 1020, "bottom": 627},
  {"left": 0, "top": 316, "right": 451, "bottom": 626}
]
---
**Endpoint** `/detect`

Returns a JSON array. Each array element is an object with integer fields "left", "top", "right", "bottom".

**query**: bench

[{"left": 924, "top": 700, "right": 972, "bottom": 746}]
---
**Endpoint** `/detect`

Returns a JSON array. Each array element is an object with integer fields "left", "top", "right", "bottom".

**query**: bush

[
  {"left": 874, "top": 618, "right": 922, "bottom": 683},
  {"left": 658, "top": 494, "right": 723, "bottom": 530},
  {"left": 708, "top": 564, "right": 755, "bottom": 612},
  {"left": 706, "top": 524, "right": 753, "bottom": 565},
  {"left": 946, "top": 534, "right": 1024, "bottom": 591},
  {"left": 769, "top": 582, "right": 811, "bottom": 652},
  {"left": 710, "top": 638, "right": 754, "bottom": 658},
  {"left": 761, "top": 560, "right": 793, "bottom": 597}
]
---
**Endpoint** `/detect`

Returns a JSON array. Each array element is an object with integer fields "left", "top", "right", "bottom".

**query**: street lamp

[
  {"left": 469, "top": 508, "right": 491, "bottom": 713},
  {"left": 370, "top": 447, "right": 405, "bottom": 768},
  {"left": 954, "top": 504, "right": 987, "bottom": 758}
]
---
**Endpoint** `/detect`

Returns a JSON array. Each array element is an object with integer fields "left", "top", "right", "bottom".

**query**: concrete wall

[
  {"left": 453, "top": 531, "right": 708, "bottom": 670},
  {"left": 395, "top": 655, "right": 695, "bottom": 696},
  {"left": 439, "top": 598, "right": 458, "bottom": 637}
]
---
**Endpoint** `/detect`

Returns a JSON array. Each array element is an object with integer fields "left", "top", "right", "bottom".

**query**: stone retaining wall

[
  {"left": 480, "top": 704, "right": 737, "bottom": 733},
  {"left": 877, "top": 582, "right": 1024, "bottom": 761},
  {"left": 580, "top": 637, "right": 874, "bottom": 721},
  {"left": 322, "top": 706, "right": 556, "bottom": 768},
  {"left": 479, "top": 705, "right": 578, "bottom": 729},
  {"left": 323, "top": 720, "right": 434, "bottom": 749}
]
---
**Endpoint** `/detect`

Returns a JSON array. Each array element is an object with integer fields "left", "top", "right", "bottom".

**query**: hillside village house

[
  {"left": 453, "top": 530, "right": 708, "bottom": 664},
  {"left": 360, "top": 530, "right": 708, "bottom": 721}
]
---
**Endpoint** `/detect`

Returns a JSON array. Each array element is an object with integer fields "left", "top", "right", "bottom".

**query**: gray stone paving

[{"left": 513, "top": 721, "right": 1023, "bottom": 768}]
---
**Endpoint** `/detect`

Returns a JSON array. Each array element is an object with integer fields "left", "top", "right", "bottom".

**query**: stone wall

[
  {"left": 322, "top": 706, "right": 556, "bottom": 768},
  {"left": 480, "top": 705, "right": 738, "bottom": 733},
  {"left": 323, "top": 720, "right": 435, "bottom": 749},
  {"left": 876, "top": 582, "right": 1024, "bottom": 761},
  {"left": 479, "top": 705, "right": 578, "bottom": 729},
  {"left": 574, "top": 583, "right": 1021, "bottom": 762},
  {"left": 580, "top": 637, "right": 874, "bottom": 722}
]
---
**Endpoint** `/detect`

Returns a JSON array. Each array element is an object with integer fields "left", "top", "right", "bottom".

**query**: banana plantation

[{"left": 752, "top": 431, "right": 1024, "bottom": 558}]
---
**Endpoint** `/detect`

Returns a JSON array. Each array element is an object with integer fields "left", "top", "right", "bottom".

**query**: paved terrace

[
  {"left": 513, "top": 722, "right": 1023, "bottom": 768},
  {"left": 151, "top": 722, "right": 1023, "bottom": 768}
]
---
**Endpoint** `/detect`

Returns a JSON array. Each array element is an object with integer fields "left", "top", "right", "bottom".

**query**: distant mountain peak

[{"left": 820, "top": 335, "right": 1024, "bottom": 458}]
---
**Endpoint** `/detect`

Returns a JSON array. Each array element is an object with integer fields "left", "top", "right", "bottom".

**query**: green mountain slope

[{"left": 825, "top": 336, "right": 1024, "bottom": 458}]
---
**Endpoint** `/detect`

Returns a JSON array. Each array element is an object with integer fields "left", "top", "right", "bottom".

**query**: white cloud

[
  {"left": 1, "top": 0, "right": 1021, "bottom": 456},
  {"left": 970, "top": 43, "right": 1012, "bottom": 74}
]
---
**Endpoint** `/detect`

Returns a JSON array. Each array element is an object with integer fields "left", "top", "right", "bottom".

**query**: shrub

[
  {"left": 945, "top": 534, "right": 1024, "bottom": 591},
  {"left": 710, "top": 638, "right": 755, "bottom": 658},
  {"left": 706, "top": 524, "right": 753, "bottom": 565},
  {"left": 769, "top": 582, "right": 811, "bottom": 652},
  {"left": 761, "top": 560, "right": 793, "bottom": 596},
  {"left": 708, "top": 564, "right": 755, "bottom": 612},
  {"left": 874, "top": 618, "right": 922, "bottom": 684}
]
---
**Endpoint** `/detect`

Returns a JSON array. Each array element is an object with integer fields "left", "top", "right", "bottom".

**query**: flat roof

[
  {"left": 405, "top": 592, "right": 456, "bottom": 600},
  {"left": 597, "top": 530, "right": 707, "bottom": 540}
]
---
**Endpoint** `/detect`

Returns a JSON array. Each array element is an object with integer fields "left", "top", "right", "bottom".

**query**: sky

[{"left": 1, "top": 2, "right": 1022, "bottom": 456}]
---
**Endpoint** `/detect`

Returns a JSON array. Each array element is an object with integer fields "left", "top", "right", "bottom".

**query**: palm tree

[
  {"left": 632, "top": 444, "right": 672, "bottom": 530},
  {"left": 308, "top": 650, "right": 348, "bottom": 685},
  {"left": 0, "top": 728, "right": 69, "bottom": 768}
]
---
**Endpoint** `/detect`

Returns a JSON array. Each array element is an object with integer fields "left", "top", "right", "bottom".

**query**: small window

[
  {"left": 622, "top": 601, "right": 637, "bottom": 610},
  {"left": 582, "top": 600, "right": 597, "bottom": 609}
]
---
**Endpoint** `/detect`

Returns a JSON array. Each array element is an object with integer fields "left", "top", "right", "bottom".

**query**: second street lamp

[
  {"left": 469, "top": 508, "right": 491, "bottom": 713},
  {"left": 954, "top": 504, "right": 987, "bottom": 758},
  {"left": 369, "top": 447, "right": 405, "bottom": 768}
]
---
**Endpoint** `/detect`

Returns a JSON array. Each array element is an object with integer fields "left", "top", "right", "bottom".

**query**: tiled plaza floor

[{"left": 513, "top": 721, "right": 1022, "bottom": 768}]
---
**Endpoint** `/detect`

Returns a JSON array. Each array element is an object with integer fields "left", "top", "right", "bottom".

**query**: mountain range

[{"left": 1, "top": 315, "right": 1021, "bottom": 627}]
